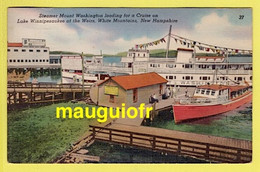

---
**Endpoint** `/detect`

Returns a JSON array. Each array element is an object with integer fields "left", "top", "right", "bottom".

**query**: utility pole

[
  {"left": 166, "top": 25, "right": 172, "bottom": 58},
  {"left": 81, "top": 52, "right": 85, "bottom": 97}
]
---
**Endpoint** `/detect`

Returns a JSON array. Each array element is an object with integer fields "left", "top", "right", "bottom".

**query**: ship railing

[
  {"left": 148, "top": 68, "right": 252, "bottom": 75},
  {"left": 174, "top": 97, "right": 227, "bottom": 105},
  {"left": 87, "top": 65, "right": 132, "bottom": 72}
]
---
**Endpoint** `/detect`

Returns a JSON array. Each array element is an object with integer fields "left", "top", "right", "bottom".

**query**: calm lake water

[{"left": 143, "top": 103, "right": 252, "bottom": 141}]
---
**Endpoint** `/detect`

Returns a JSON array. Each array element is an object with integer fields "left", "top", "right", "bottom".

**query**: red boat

[{"left": 173, "top": 84, "right": 252, "bottom": 123}]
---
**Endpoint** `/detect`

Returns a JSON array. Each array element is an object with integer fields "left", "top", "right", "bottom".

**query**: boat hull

[{"left": 173, "top": 92, "right": 252, "bottom": 123}]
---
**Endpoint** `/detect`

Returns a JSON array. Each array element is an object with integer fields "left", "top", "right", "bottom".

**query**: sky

[{"left": 8, "top": 8, "right": 252, "bottom": 55}]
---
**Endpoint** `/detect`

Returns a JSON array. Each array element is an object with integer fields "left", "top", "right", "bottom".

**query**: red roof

[
  {"left": 177, "top": 48, "right": 193, "bottom": 52},
  {"left": 198, "top": 84, "right": 249, "bottom": 92},
  {"left": 8, "top": 43, "right": 23, "bottom": 47},
  {"left": 99, "top": 72, "right": 168, "bottom": 90}
]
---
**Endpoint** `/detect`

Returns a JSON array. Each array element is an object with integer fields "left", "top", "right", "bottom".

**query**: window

[
  {"left": 21, "top": 60, "right": 24, "bottom": 62},
  {"left": 36, "top": 60, "right": 38, "bottom": 62},
  {"left": 201, "top": 90, "right": 205, "bottom": 94},
  {"left": 169, "top": 76, "right": 173, "bottom": 80},
  {"left": 32, "top": 60, "right": 35, "bottom": 62},
  {"left": 7, "top": 49, "right": 10, "bottom": 52},
  {"left": 13, "top": 60, "right": 16, "bottom": 62},
  {"left": 25, "top": 60, "right": 28, "bottom": 62},
  {"left": 166, "top": 76, "right": 168, "bottom": 79},
  {"left": 29, "top": 49, "right": 33, "bottom": 52},
  {"left": 202, "top": 76, "right": 208, "bottom": 80},
  {"left": 196, "top": 89, "right": 200, "bottom": 94},
  {"left": 150, "top": 64, "right": 152, "bottom": 67},
  {"left": 17, "top": 60, "right": 20, "bottom": 62},
  {"left": 37, "top": 50, "right": 40, "bottom": 52},
  {"left": 206, "top": 90, "right": 210, "bottom": 95},
  {"left": 47, "top": 59, "right": 49, "bottom": 62},
  {"left": 14, "top": 49, "right": 18, "bottom": 52},
  {"left": 22, "top": 49, "right": 26, "bottom": 52},
  {"left": 109, "top": 95, "right": 115, "bottom": 103},
  {"left": 40, "top": 60, "right": 42, "bottom": 62},
  {"left": 9, "top": 60, "right": 12, "bottom": 62},
  {"left": 250, "top": 76, "right": 252, "bottom": 80},
  {"left": 29, "top": 60, "right": 31, "bottom": 62},
  {"left": 211, "top": 91, "right": 215, "bottom": 96},
  {"left": 133, "top": 89, "right": 138, "bottom": 103},
  {"left": 43, "top": 59, "right": 45, "bottom": 62},
  {"left": 237, "top": 77, "right": 243, "bottom": 81},
  {"left": 44, "top": 50, "right": 48, "bottom": 52}
]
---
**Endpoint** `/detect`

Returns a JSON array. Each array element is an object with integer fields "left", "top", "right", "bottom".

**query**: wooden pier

[
  {"left": 7, "top": 82, "right": 91, "bottom": 108},
  {"left": 53, "top": 86, "right": 252, "bottom": 163},
  {"left": 90, "top": 124, "right": 252, "bottom": 163}
]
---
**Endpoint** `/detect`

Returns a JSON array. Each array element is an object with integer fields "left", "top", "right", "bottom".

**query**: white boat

[{"left": 86, "top": 48, "right": 252, "bottom": 87}]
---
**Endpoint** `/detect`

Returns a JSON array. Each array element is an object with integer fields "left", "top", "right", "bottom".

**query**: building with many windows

[{"left": 7, "top": 38, "right": 55, "bottom": 68}]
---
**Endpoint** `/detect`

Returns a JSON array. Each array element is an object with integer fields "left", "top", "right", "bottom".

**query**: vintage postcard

[{"left": 1, "top": 0, "right": 258, "bottom": 171}]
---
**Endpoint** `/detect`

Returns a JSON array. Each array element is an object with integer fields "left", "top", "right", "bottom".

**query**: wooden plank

[{"left": 70, "top": 153, "right": 100, "bottom": 162}]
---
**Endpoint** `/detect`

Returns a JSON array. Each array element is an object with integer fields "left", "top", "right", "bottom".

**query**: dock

[
  {"left": 53, "top": 86, "right": 252, "bottom": 163},
  {"left": 7, "top": 82, "right": 91, "bottom": 109},
  {"left": 89, "top": 124, "right": 252, "bottom": 163}
]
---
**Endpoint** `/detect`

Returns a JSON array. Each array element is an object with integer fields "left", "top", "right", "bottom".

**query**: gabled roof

[
  {"left": 8, "top": 43, "right": 23, "bottom": 47},
  {"left": 99, "top": 72, "right": 167, "bottom": 90}
]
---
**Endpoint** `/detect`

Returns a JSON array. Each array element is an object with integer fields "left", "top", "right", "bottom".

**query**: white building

[{"left": 7, "top": 38, "right": 51, "bottom": 68}]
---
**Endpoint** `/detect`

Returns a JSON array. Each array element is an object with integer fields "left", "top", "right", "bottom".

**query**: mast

[{"left": 166, "top": 25, "right": 172, "bottom": 58}]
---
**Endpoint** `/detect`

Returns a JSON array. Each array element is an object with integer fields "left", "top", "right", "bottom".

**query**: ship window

[
  {"left": 36, "top": 60, "right": 38, "bottom": 62},
  {"left": 150, "top": 64, "right": 152, "bottom": 67},
  {"left": 219, "top": 91, "right": 222, "bottom": 95},
  {"left": 29, "top": 60, "right": 31, "bottom": 62},
  {"left": 44, "top": 50, "right": 48, "bottom": 52},
  {"left": 166, "top": 76, "right": 168, "bottom": 79},
  {"left": 169, "top": 76, "right": 173, "bottom": 80},
  {"left": 237, "top": 77, "right": 243, "bottom": 81},
  {"left": 208, "top": 77, "right": 210, "bottom": 80},
  {"left": 22, "top": 49, "right": 26, "bottom": 52},
  {"left": 40, "top": 59, "right": 42, "bottom": 62},
  {"left": 202, "top": 76, "right": 208, "bottom": 80},
  {"left": 9, "top": 60, "right": 12, "bottom": 62},
  {"left": 25, "top": 60, "right": 27, "bottom": 62},
  {"left": 7, "top": 49, "right": 10, "bottom": 52},
  {"left": 196, "top": 89, "right": 200, "bottom": 94},
  {"left": 29, "top": 49, "right": 33, "bottom": 52},
  {"left": 13, "top": 60, "right": 16, "bottom": 62},
  {"left": 14, "top": 49, "right": 18, "bottom": 52},
  {"left": 185, "top": 76, "right": 191, "bottom": 80},
  {"left": 47, "top": 60, "right": 49, "bottom": 62},
  {"left": 206, "top": 90, "right": 210, "bottom": 95},
  {"left": 201, "top": 90, "right": 205, "bottom": 94},
  {"left": 174, "top": 76, "right": 176, "bottom": 79},
  {"left": 43, "top": 59, "right": 45, "bottom": 62},
  {"left": 21, "top": 60, "right": 24, "bottom": 62},
  {"left": 17, "top": 60, "right": 20, "bottom": 62},
  {"left": 32, "top": 60, "right": 35, "bottom": 62},
  {"left": 250, "top": 76, "right": 252, "bottom": 80},
  {"left": 37, "top": 50, "right": 40, "bottom": 52},
  {"left": 211, "top": 91, "right": 215, "bottom": 96}
]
